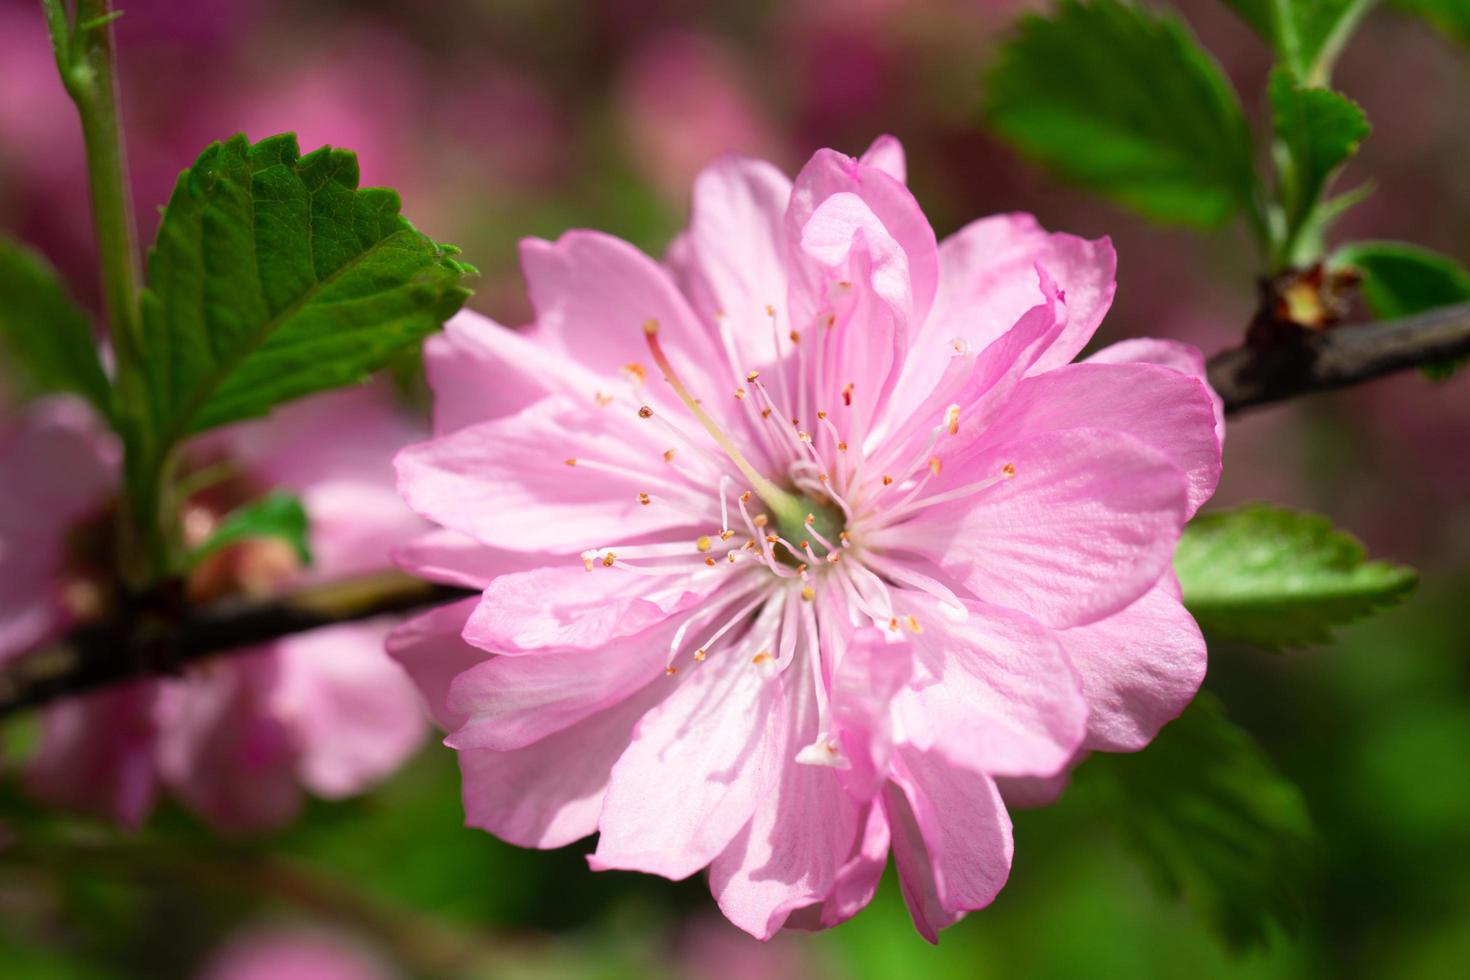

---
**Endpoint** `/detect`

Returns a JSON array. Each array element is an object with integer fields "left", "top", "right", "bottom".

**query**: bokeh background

[{"left": 2, "top": 0, "right": 1468, "bottom": 976}]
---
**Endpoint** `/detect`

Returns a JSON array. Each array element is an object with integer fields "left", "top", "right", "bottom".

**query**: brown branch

[
  {"left": 0, "top": 572, "right": 474, "bottom": 718},
  {"left": 1207, "top": 301, "right": 1470, "bottom": 414},
  {"left": 1, "top": 303, "right": 1466, "bottom": 718}
]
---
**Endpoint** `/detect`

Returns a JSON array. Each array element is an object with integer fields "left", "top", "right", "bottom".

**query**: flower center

[{"left": 771, "top": 491, "right": 845, "bottom": 568}]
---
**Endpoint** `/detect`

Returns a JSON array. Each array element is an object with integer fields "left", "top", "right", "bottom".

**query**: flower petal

[
  {"left": 392, "top": 529, "right": 545, "bottom": 590},
  {"left": 459, "top": 677, "right": 670, "bottom": 849},
  {"left": 270, "top": 620, "right": 425, "bottom": 798},
  {"left": 463, "top": 564, "right": 709, "bottom": 654},
  {"left": 28, "top": 683, "right": 160, "bottom": 827},
  {"left": 988, "top": 360, "right": 1222, "bottom": 517},
  {"left": 887, "top": 749, "right": 1013, "bottom": 943},
  {"left": 875, "top": 427, "right": 1190, "bottom": 629},
  {"left": 1056, "top": 573, "right": 1206, "bottom": 752},
  {"left": 591, "top": 603, "right": 785, "bottom": 880},
  {"left": 386, "top": 598, "right": 487, "bottom": 731},
  {"left": 858, "top": 134, "right": 906, "bottom": 184},
  {"left": 1087, "top": 336, "right": 1225, "bottom": 446},
  {"left": 709, "top": 661, "right": 862, "bottom": 939},
  {"left": 890, "top": 594, "right": 1088, "bottom": 778},
  {"left": 395, "top": 396, "right": 704, "bottom": 554}
]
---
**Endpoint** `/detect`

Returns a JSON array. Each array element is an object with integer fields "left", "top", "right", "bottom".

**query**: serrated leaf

[
  {"left": 1269, "top": 68, "right": 1369, "bottom": 256},
  {"left": 1220, "top": 0, "right": 1377, "bottom": 81},
  {"left": 1175, "top": 504, "right": 1417, "bottom": 649},
  {"left": 1081, "top": 693, "right": 1320, "bottom": 950},
  {"left": 188, "top": 491, "right": 312, "bottom": 568},
  {"left": 986, "top": 0, "right": 1256, "bottom": 229},
  {"left": 1391, "top": 0, "right": 1470, "bottom": 44},
  {"left": 140, "top": 133, "right": 474, "bottom": 441},
  {"left": 1333, "top": 240, "right": 1470, "bottom": 378},
  {"left": 0, "top": 238, "right": 112, "bottom": 417}
]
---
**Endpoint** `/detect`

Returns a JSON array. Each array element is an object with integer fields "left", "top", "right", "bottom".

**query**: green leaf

[
  {"left": 1391, "top": 0, "right": 1470, "bottom": 44},
  {"left": 1082, "top": 693, "right": 1320, "bottom": 949},
  {"left": 1220, "top": 0, "right": 1377, "bottom": 82},
  {"left": 986, "top": 0, "right": 1256, "bottom": 230},
  {"left": 0, "top": 238, "right": 112, "bottom": 417},
  {"left": 1175, "top": 504, "right": 1417, "bottom": 649},
  {"left": 188, "top": 490, "right": 312, "bottom": 568},
  {"left": 1268, "top": 68, "right": 1369, "bottom": 260},
  {"left": 1333, "top": 240, "right": 1470, "bottom": 378},
  {"left": 141, "top": 133, "right": 474, "bottom": 441}
]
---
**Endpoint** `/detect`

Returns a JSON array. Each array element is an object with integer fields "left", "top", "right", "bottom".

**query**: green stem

[{"left": 40, "top": 0, "right": 169, "bottom": 585}]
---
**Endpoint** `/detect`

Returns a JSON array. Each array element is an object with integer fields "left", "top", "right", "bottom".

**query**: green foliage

[
  {"left": 1175, "top": 504, "right": 1417, "bottom": 649},
  {"left": 1268, "top": 68, "right": 1369, "bottom": 263},
  {"left": 139, "top": 133, "right": 474, "bottom": 441},
  {"left": 187, "top": 491, "right": 312, "bottom": 568},
  {"left": 986, "top": 0, "right": 1256, "bottom": 229},
  {"left": 0, "top": 238, "right": 112, "bottom": 417},
  {"left": 1220, "top": 0, "right": 1377, "bottom": 82},
  {"left": 1081, "top": 693, "right": 1320, "bottom": 949},
  {"left": 1391, "top": 0, "right": 1470, "bottom": 44},
  {"left": 1333, "top": 241, "right": 1470, "bottom": 377}
]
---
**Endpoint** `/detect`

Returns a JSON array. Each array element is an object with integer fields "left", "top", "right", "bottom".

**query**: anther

[
  {"left": 906, "top": 615, "right": 923, "bottom": 634},
  {"left": 752, "top": 651, "right": 771, "bottom": 665},
  {"left": 663, "top": 448, "right": 676, "bottom": 462},
  {"left": 789, "top": 329, "right": 801, "bottom": 344},
  {"left": 734, "top": 387, "right": 747, "bottom": 400},
  {"left": 882, "top": 475, "right": 894, "bottom": 486},
  {"left": 928, "top": 457, "right": 942, "bottom": 476},
  {"left": 746, "top": 371, "right": 760, "bottom": 382},
  {"left": 704, "top": 557, "right": 717, "bottom": 566},
  {"left": 1003, "top": 462, "right": 1016, "bottom": 478},
  {"left": 665, "top": 665, "right": 678, "bottom": 676},
  {"left": 841, "top": 383, "right": 853, "bottom": 406},
  {"left": 637, "top": 492, "right": 651, "bottom": 506},
  {"left": 638, "top": 405, "right": 654, "bottom": 419},
  {"left": 946, "top": 405, "right": 961, "bottom": 435},
  {"left": 595, "top": 392, "right": 614, "bottom": 407},
  {"left": 697, "top": 536, "right": 712, "bottom": 552},
  {"left": 624, "top": 363, "right": 647, "bottom": 385},
  {"left": 694, "top": 649, "right": 708, "bottom": 661},
  {"left": 720, "top": 529, "right": 735, "bottom": 541},
  {"left": 564, "top": 458, "right": 577, "bottom": 467},
  {"left": 602, "top": 553, "right": 616, "bottom": 567},
  {"left": 801, "top": 586, "right": 815, "bottom": 601}
]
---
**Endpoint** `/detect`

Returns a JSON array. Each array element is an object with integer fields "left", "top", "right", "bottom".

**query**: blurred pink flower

[
  {"left": 618, "top": 31, "right": 785, "bottom": 204},
  {"left": 4, "top": 387, "right": 427, "bottom": 830},
  {"left": 391, "top": 136, "right": 1220, "bottom": 940},
  {"left": 196, "top": 926, "right": 396, "bottom": 980}
]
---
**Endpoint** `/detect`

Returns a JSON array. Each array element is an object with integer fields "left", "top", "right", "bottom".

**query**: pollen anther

[{"left": 638, "top": 405, "right": 654, "bottom": 419}]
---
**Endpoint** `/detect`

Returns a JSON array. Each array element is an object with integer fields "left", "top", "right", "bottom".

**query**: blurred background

[{"left": 1, "top": 0, "right": 1467, "bottom": 976}]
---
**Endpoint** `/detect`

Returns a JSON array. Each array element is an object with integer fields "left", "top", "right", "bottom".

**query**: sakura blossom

[
  {"left": 391, "top": 136, "right": 1222, "bottom": 940},
  {"left": 2, "top": 388, "right": 427, "bottom": 831}
]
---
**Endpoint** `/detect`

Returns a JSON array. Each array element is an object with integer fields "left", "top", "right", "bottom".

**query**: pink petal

[
  {"left": 445, "top": 613, "right": 677, "bottom": 751},
  {"left": 988, "top": 360, "right": 1222, "bottom": 517},
  {"left": 425, "top": 310, "right": 603, "bottom": 435},
  {"left": 877, "top": 427, "right": 1190, "bottom": 629},
  {"left": 28, "top": 683, "right": 161, "bottom": 827},
  {"left": 677, "top": 153, "right": 793, "bottom": 336},
  {"left": 818, "top": 801, "right": 892, "bottom": 929},
  {"left": 1056, "top": 574, "right": 1206, "bottom": 752},
  {"left": 831, "top": 625, "right": 913, "bottom": 800},
  {"left": 460, "top": 677, "right": 670, "bottom": 849},
  {"left": 858, "top": 134, "right": 906, "bottom": 184},
  {"left": 386, "top": 598, "right": 487, "bottom": 731},
  {"left": 395, "top": 396, "right": 701, "bottom": 554},
  {"left": 890, "top": 594, "right": 1088, "bottom": 778},
  {"left": 154, "top": 654, "right": 304, "bottom": 832},
  {"left": 464, "top": 564, "right": 709, "bottom": 654},
  {"left": 708, "top": 667, "right": 862, "bottom": 939},
  {"left": 392, "top": 529, "right": 545, "bottom": 590},
  {"left": 591, "top": 619, "right": 784, "bottom": 880},
  {"left": 520, "top": 230, "right": 731, "bottom": 402},
  {"left": 887, "top": 749, "right": 1013, "bottom": 943},
  {"left": 270, "top": 620, "right": 425, "bottom": 798},
  {"left": 1087, "top": 337, "right": 1226, "bottom": 446}
]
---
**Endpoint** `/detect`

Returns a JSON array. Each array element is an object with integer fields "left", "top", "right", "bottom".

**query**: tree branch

[
  {"left": 1, "top": 304, "right": 1466, "bottom": 718},
  {"left": 1207, "top": 301, "right": 1470, "bottom": 414},
  {"left": 0, "top": 572, "right": 473, "bottom": 718}
]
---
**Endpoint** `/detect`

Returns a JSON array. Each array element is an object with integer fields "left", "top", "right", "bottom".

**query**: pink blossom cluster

[
  {"left": 391, "top": 137, "right": 1223, "bottom": 939},
  {"left": 0, "top": 388, "right": 426, "bottom": 830}
]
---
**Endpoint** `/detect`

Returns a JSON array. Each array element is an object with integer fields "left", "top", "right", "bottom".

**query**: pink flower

[
  {"left": 5, "top": 387, "right": 427, "bottom": 830},
  {"left": 391, "top": 137, "right": 1222, "bottom": 940},
  {"left": 196, "top": 926, "right": 395, "bottom": 980}
]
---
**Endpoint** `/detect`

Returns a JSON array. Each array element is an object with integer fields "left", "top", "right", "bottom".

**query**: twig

[
  {"left": 0, "top": 572, "right": 474, "bottom": 718},
  {"left": 2, "top": 304, "right": 1466, "bottom": 717},
  {"left": 1207, "top": 301, "right": 1470, "bottom": 414}
]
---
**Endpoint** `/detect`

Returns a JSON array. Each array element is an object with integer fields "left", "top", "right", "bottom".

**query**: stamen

[{"left": 644, "top": 321, "right": 807, "bottom": 528}]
